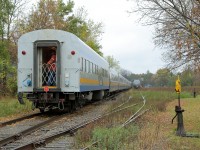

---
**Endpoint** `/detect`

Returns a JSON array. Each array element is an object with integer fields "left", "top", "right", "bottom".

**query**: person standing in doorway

[{"left": 47, "top": 47, "right": 56, "bottom": 86}]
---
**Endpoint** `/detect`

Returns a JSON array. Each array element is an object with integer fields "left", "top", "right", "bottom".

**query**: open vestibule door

[{"left": 33, "top": 41, "right": 61, "bottom": 91}]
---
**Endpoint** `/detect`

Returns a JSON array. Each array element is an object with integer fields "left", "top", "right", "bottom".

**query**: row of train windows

[
  {"left": 111, "top": 74, "right": 130, "bottom": 84},
  {"left": 80, "top": 58, "right": 109, "bottom": 77}
]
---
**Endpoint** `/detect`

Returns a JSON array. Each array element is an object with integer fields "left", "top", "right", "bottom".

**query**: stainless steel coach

[{"left": 18, "top": 29, "right": 130, "bottom": 112}]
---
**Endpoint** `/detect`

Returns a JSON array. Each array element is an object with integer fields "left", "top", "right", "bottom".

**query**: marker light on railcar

[
  {"left": 22, "top": 50, "right": 26, "bottom": 55},
  {"left": 71, "top": 50, "right": 75, "bottom": 55}
]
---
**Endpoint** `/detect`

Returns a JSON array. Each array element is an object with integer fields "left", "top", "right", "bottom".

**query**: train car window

[
  {"left": 99, "top": 68, "right": 102, "bottom": 75},
  {"left": 90, "top": 62, "right": 93, "bottom": 73},
  {"left": 87, "top": 60, "right": 90, "bottom": 73},
  {"left": 97, "top": 66, "right": 99, "bottom": 74},
  {"left": 85, "top": 60, "right": 88, "bottom": 73},
  {"left": 106, "top": 70, "right": 108, "bottom": 77},
  {"left": 81, "top": 57, "right": 83, "bottom": 71},
  {"left": 93, "top": 64, "right": 95, "bottom": 74},
  {"left": 96, "top": 65, "right": 98, "bottom": 74},
  {"left": 86, "top": 60, "right": 88, "bottom": 73},
  {"left": 84, "top": 59, "right": 87, "bottom": 72},
  {"left": 82, "top": 58, "right": 85, "bottom": 72}
]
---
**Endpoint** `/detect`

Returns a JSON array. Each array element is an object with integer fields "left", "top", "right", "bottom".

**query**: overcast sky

[{"left": 71, "top": 0, "right": 166, "bottom": 74}]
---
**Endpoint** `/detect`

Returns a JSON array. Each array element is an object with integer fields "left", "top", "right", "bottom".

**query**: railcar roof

[{"left": 18, "top": 29, "right": 108, "bottom": 68}]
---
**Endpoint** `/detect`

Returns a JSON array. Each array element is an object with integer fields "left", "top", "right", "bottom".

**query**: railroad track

[
  {"left": 0, "top": 112, "right": 70, "bottom": 149},
  {"left": 81, "top": 92, "right": 150, "bottom": 150},
  {"left": 0, "top": 112, "right": 42, "bottom": 128},
  {"left": 12, "top": 96, "right": 133, "bottom": 150},
  {"left": 0, "top": 92, "right": 130, "bottom": 149}
]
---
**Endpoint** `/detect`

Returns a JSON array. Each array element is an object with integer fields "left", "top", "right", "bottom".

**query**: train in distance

[
  {"left": 132, "top": 79, "right": 141, "bottom": 89},
  {"left": 17, "top": 29, "right": 132, "bottom": 112}
]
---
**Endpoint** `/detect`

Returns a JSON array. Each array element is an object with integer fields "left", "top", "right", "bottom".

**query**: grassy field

[
  {"left": 158, "top": 97, "right": 200, "bottom": 149},
  {"left": 75, "top": 88, "right": 200, "bottom": 150},
  {"left": 1, "top": 88, "right": 200, "bottom": 149},
  {"left": 0, "top": 97, "right": 32, "bottom": 121}
]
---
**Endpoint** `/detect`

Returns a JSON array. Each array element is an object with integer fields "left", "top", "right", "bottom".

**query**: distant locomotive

[
  {"left": 133, "top": 80, "right": 141, "bottom": 89},
  {"left": 17, "top": 29, "right": 131, "bottom": 112}
]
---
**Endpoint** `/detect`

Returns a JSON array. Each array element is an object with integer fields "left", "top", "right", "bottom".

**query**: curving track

[
  {"left": 0, "top": 91, "right": 138, "bottom": 150},
  {"left": 0, "top": 112, "right": 42, "bottom": 128},
  {"left": 82, "top": 92, "right": 150, "bottom": 150}
]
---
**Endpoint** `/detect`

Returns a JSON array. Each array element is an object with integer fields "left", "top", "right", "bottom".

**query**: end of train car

[
  {"left": 133, "top": 79, "right": 141, "bottom": 89},
  {"left": 18, "top": 29, "right": 110, "bottom": 112}
]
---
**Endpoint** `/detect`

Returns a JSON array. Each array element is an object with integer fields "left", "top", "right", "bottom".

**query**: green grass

[
  {"left": 132, "top": 89, "right": 200, "bottom": 149},
  {"left": 0, "top": 97, "right": 32, "bottom": 118},
  {"left": 75, "top": 88, "right": 194, "bottom": 149},
  {"left": 91, "top": 126, "right": 138, "bottom": 150},
  {"left": 163, "top": 97, "right": 200, "bottom": 149}
]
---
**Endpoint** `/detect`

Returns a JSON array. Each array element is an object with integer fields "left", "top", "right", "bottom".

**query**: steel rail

[
  {"left": 14, "top": 94, "right": 137, "bottom": 150},
  {"left": 2, "top": 91, "right": 128, "bottom": 149},
  {"left": 0, "top": 113, "right": 68, "bottom": 147},
  {"left": 82, "top": 92, "right": 148, "bottom": 150},
  {"left": 13, "top": 113, "right": 105, "bottom": 149},
  {"left": 81, "top": 109, "right": 150, "bottom": 150},
  {"left": 109, "top": 96, "right": 132, "bottom": 112},
  {"left": 122, "top": 109, "right": 150, "bottom": 127},
  {"left": 122, "top": 92, "right": 146, "bottom": 127},
  {"left": 4, "top": 94, "right": 121, "bottom": 149},
  {"left": 0, "top": 112, "right": 42, "bottom": 128}
]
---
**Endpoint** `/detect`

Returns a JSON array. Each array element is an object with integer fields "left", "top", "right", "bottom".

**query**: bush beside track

[{"left": 0, "top": 97, "right": 32, "bottom": 121}]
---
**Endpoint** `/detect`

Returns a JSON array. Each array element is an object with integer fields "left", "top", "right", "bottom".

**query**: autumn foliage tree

[
  {"left": 15, "top": 0, "right": 103, "bottom": 55},
  {"left": 0, "top": 0, "right": 104, "bottom": 96},
  {"left": 0, "top": 0, "right": 25, "bottom": 96},
  {"left": 104, "top": 55, "right": 120, "bottom": 70},
  {"left": 133, "top": 0, "right": 200, "bottom": 71}
]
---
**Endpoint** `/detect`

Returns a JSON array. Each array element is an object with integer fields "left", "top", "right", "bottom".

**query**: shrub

[{"left": 91, "top": 126, "right": 138, "bottom": 150}]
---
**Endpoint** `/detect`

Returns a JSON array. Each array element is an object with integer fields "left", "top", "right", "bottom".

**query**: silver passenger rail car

[
  {"left": 18, "top": 29, "right": 109, "bottom": 112},
  {"left": 109, "top": 69, "right": 131, "bottom": 93}
]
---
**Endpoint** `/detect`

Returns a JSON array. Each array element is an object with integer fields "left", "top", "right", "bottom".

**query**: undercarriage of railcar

[{"left": 18, "top": 90, "right": 109, "bottom": 113}]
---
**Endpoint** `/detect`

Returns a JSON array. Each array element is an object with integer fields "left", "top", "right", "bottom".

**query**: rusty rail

[
  {"left": 0, "top": 113, "right": 67, "bottom": 147},
  {"left": 14, "top": 94, "right": 137, "bottom": 150},
  {"left": 0, "top": 112, "right": 42, "bottom": 128}
]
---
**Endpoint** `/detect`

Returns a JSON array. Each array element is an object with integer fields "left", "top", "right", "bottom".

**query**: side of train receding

[{"left": 17, "top": 29, "right": 131, "bottom": 112}]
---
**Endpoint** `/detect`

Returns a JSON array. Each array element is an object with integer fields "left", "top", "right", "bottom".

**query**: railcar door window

[{"left": 41, "top": 47, "right": 57, "bottom": 87}]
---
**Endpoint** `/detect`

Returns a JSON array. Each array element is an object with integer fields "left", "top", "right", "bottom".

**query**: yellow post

[
  {"left": 175, "top": 75, "right": 181, "bottom": 107},
  {"left": 175, "top": 75, "right": 181, "bottom": 93}
]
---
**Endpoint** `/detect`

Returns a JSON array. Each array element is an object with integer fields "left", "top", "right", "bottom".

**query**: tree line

[
  {"left": 0, "top": 0, "right": 103, "bottom": 96},
  {"left": 126, "top": 67, "right": 200, "bottom": 87}
]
